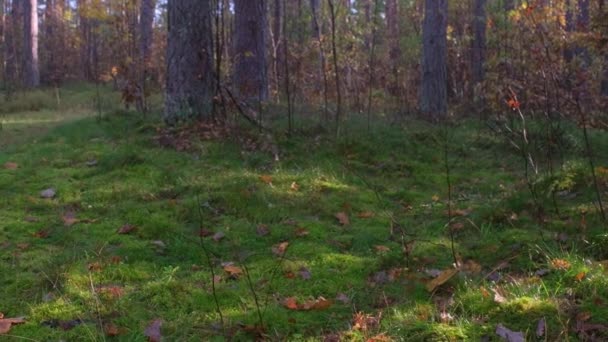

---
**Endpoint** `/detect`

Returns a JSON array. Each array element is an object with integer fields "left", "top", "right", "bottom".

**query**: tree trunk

[
  {"left": 420, "top": 0, "right": 448, "bottom": 120},
  {"left": 601, "top": 0, "right": 608, "bottom": 96},
  {"left": 138, "top": 0, "right": 156, "bottom": 112},
  {"left": 23, "top": 0, "right": 39, "bottom": 87},
  {"left": 164, "top": 0, "right": 215, "bottom": 123},
  {"left": 385, "top": 0, "right": 401, "bottom": 97},
  {"left": 234, "top": 0, "right": 268, "bottom": 101},
  {"left": 4, "top": 0, "right": 20, "bottom": 92},
  {"left": 471, "top": 0, "right": 486, "bottom": 85}
]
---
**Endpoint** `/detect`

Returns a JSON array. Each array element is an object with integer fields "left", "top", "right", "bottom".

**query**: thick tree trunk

[
  {"left": 164, "top": 0, "right": 215, "bottom": 123},
  {"left": 23, "top": 0, "right": 39, "bottom": 87},
  {"left": 471, "top": 0, "right": 486, "bottom": 85},
  {"left": 234, "top": 0, "right": 268, "bottom": 101},
  {"left": 420, "top": 0, "right": 448, "bottom": 120}
]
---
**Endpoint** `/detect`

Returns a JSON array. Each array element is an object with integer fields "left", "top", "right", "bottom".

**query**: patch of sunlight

[
  {"left": 315, "top": 253, "right": 370, "bottom": 270},
  {"left": 29, "top": 298, "right": 85, "bottom": 321},
  {"left": 311, "top": 176, "right": 352, "bottom": 192}
]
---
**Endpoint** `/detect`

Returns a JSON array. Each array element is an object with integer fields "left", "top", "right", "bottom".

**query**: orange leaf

[
  {"left": 104, "top": 323, "right": 120, "bottom": 336},
  {"left": 550, "top": 258, "right": 571, "bottom": 270},
  {"left": 272, "top": 242, "right": 289, "bottom": 257},
  {"left": 302, "top": 297, "right": 333, "bottom": 311},
  {"left": 425, "top": 268, "right": 459, "bottom": 292},
  {"left": 374, "top": 245, "right": 390, "bottom": 253},
  {"left": 357, "top": 211, "right": 375, "bottom": 219},
  {"left": 335, "top": 212, "right": 350, "bottom": 226},
  {"left": 223, "top": 264, "right": 243, "bottom": 278},
  {"left": 259, "top": 175, "right": 273, "bottom": 184},
  {"left": 575, "top": 272, "right": 586, "bottom": 281},
  {"left": 282, "top": 297, "right": 299, "bottom": 310}
]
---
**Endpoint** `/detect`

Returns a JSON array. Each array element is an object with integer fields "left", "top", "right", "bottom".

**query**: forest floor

[{"left": 1, "top": 85, "right": 608, "bottom": 341}]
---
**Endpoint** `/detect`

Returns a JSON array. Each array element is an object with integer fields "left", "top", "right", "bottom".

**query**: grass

[{"left": 1, "top": 86, "right": 608, "bottom": 341}]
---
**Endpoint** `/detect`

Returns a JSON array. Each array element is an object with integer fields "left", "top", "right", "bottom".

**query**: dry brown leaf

[
  {"left": 259, "top": 175, "right": 273, "bottom": 184},
  {"left": 357, "top": 211, "right": 375, "bottom": 219},
  {"left": 144, "top": 319, "right": 162, "bottom": 342},
  {"left": 374, "top": 245, "right": 391, "bottom": 253},
  {"left": 425, "top": 268, "right": 459, "bottom": 292},
  {"left": 117, "top": 224, "right": 137, "bottom": 235},
  {"left": 294, "top": 227, "right": 310, "bottom": 237},
  {"left": 33, "top": 229, "right": 50, "bottom": 238},
  {"left": 3, "top": 162, "right": 18, "bottom": 170},
  {"left": 62, "top": 211, "right": 79, "bottom": 226},
  {"left": 290, "top": 182, "right": 300, "bottom": 191},
  {"left": 550, "top": 258, "right": 571, "bottom": 270},
  {"left": 301, "top": 297, "right": 333, "bottom": 310},
  {"left": 256, "top": 224, "right": 270, "bottom": 236},
  {"left": 223, "top": 264, "right": 243, "bottom": 278},
  {"left": 88, "top": 262, "right": 103, "bottom": 272},
  {"left": 282, "top": 297, "right": 299, "bottom": 310},
  {"left": 104, "top": 323, "right": 120, "bottom": 336},
  {"left": 272, "top": 242, "right": 289, "bottom": 257},
  {"left": 335, "top": 212, "right": 350, "bottom": 226},
  {"left": 575, "top": 272, "right": 586, "bottom": 281}
]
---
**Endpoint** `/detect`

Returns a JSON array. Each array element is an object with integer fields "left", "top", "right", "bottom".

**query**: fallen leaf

[
  {"left": 374, "top": 245, "right": 390, "bottom": 253},
  {"left": 425, "top": 268, "right": 459, "bottom": 292},
  {"left": 33, "top": 229, "right": 50, "bottom": 238},
  {"left": 198, "top": 228, "right": 213, "bottom": 237},
  {"left": 492, "top": 288, "right": 507, "bottom": 304},
  {"left": 40, "top": 188, "right": 56, "bottom": 199},
  {"left": 301, "top": 297, "right": 333, "bottom": 310},
  {"left": 212, "top": 231, "right": 225, "bottom": 242},
  {"left": 0, "top": 316, "right": 26, "bottom": 334},
  {"left": 536, "top": 318, "right": 545, "bottom": 337},
  {"left": 272, "top": 242, "right": 289, "bottom": 257},
  {"left": 282, "top": 297, "right": 299, "bottom": 310},
  {"left": 299, "top": 267, "right": 312, "bottom": 280},
  {"left": 104, "top": 323, "right": 120, "bottom": 336},
  {"left": 425, "top": 269, "right": 443, "bottom": 278},
  {"left": 3, "top": 162, "right": 18, "bottom": 170},
  {"left": 62, "top": 211, "right": 79, "bottom": 226},
  {"left": 550, "top": 258, "right": 571, "bottom": 270},
  {"left": 290, "top": 182, "right": 300, "bottom": 191},
  {"left": 88, "top": 262, "right": 103, "bottom": 272},
  {"left": 335, "top": 212, "right": 350, "bottom": 226},
  {"left": 462, "top": 260, "right": 482, "bottom": 274},
  {"left": 256, "top": 224, "right": 270, "bottom": 236},
  {"left": 357, "top": 211, "right": 375, "bottom": 218},
  {"left": 294, "top": 227, "right": 309, "bottom": 237},
  {"left": 432, "top": 195, "right": 440, "bottom": 202},
  {"left": 336, "top": 293, "right": 350, "bottom": 304},
  {"left": 117, "top": 224, "right": 137, "bottom": 234},
  {"left": 495, "top": 324, "right": 524, "bottom": 342},
  {"left": 480, "top": 286, "right": 490, "bottom": 298},
  {"left": 259, "top": 175, "right": 273, "bottom": 185},
  {"left": 144, "top": 319, "right": 162, "bottom": 342},
  {"left": 223, "top": 264, "right": 243, "bottom": 279},
  {"left": 577, "top": 311, "right": 592, "bottom": 322},
  {"left": 96, "top": 285, "right": 125, "bottom": 298},
  {"left": 575, "top": 272, "right": 586, "bottom": 281}
]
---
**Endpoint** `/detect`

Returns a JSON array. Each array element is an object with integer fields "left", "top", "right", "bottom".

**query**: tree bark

[
  {"left": 385, "top": 0, "right": 401, "bottom": 97},
  {"left": 471, "top": 0, "right": 486, "bottom": 85},
  {"left": 5, "top": 0, "right": 21, "bottom": 91},
  {"left": 138, "top": 0, "right": 156, "bottom": 112},
  {"left": 601, "top": 0, "right": 608, "bottom": 96},
  {"left": 420, "top": 0, "right": 448, "bottom": 120},
  {"left": 23, "top": 0, "right": 39, "bottom": 87},
  {"left": 164, "top": 0, "right": 215, "bottom": 123},
  {"left": 234, "top": 0, "right": 268, "bottom": 101}
]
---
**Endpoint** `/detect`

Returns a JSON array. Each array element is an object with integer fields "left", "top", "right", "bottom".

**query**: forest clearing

[{"left": 1, "top": 0, "right": 608, "bottom": 341}]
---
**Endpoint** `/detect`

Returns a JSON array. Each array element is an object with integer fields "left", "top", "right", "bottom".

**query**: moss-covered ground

[{"left": 1, "top": 85, "right": 608, "bottom": 341}]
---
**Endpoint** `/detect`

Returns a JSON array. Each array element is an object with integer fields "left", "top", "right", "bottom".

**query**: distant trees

[
  {"left": 420, "top": 0, "right": 448, "bottom": 120},
  {"left": 164, "top": 0, "right": 214, "bottom": 123}
]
